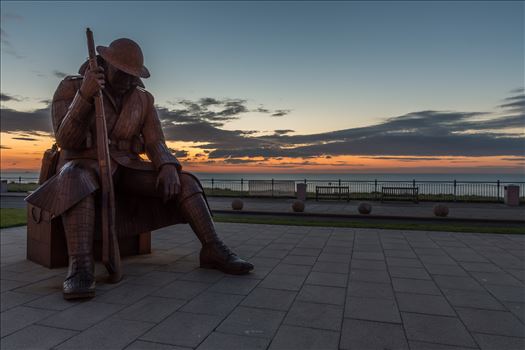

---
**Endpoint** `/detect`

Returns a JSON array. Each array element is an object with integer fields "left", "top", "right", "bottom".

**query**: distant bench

[
  {"left": 316, "top": 186, "right": 350, "bottom": 201},
  {"left": 381, "top": 186, "right": 419, "bottom": 203}
]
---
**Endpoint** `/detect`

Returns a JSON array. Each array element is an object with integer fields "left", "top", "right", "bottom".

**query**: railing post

[
  {"left": 497, "top": 180, "right": 500, "bottom": 201},
  {"left": 271, "top": 178, "right": 274, "bottom": 197},
  {"left": 453, "top": 179, "right": 457, "bottom": 202},
  {"left": 413, "top": 179, "right": 416, "bottom": 188},
  {"left": 374, "top": 179, "right": 378, "bottom": 200},
  {"left": 241, "top": 178, "right": 244, "bottom": 197},
  {"left": 211, "top": 178, "right": 214, "bottom": 193},
  {"left": 19, "top": 176, "right": 21, "bottom": 184},
  {"left": 338, "top": 179, "right": 341, "bottom": 200}
]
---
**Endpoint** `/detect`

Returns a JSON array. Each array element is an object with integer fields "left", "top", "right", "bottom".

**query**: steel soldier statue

[{"left": 26, "top": 37, "right": 254, "bottom": 299}]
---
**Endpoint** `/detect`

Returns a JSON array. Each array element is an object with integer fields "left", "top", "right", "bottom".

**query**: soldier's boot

[
  {"left": 61, "top": 195, "right": 96, "bottom": 299},
  {"left": 180, "top": 193, "right": 254, "bottom": 275}
]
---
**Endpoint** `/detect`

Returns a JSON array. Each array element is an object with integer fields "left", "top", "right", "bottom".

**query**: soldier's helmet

[{"left": 96, "top": 38, "right": 150, "bottom": 78}]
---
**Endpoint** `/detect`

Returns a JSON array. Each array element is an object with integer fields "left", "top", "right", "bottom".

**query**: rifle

[{"left": 86, "top": 28, "right": 122, "bottom": 283}]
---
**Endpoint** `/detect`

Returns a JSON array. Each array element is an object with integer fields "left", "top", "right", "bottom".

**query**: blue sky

[{"left": 1, "top": 1, "right": 524, "bottom": 172}]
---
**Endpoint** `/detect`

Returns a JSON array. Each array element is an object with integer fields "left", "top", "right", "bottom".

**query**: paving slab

[{"left": 1, "top": 223, "right": 524, "bottom": 349}]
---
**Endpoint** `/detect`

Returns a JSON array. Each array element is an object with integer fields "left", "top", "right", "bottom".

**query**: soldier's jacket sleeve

[
  {"left": 52, "top": 77, "right": 94, "bottom": 149},
  {"left": 142, "top": 91, "right": 182, "bottom": 171}
]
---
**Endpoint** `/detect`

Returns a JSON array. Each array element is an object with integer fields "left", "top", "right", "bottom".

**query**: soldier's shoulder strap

[{"left": 53, "top": 75, "right": 83, "bottom": 102}]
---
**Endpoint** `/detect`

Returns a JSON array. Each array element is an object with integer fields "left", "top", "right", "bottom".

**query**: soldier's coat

[{"left": 27, "top": 72, "right": 205, "bottom": 238}]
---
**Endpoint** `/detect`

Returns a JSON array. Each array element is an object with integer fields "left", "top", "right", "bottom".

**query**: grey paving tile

[
  {"left": 0, "top": 290, "right": 41, "bottom": 312},
  {"left": 503, "top": 301, "right": 525, "bottom": 323},
  {"left": 351, "top": 259, "right": 387, "bottom": 270},
  {"left": 352, "top": 252, "right": 385, "bottom": 261},
  {"left": 126, "top": 340, "right": 192, "bottom": 349},
  {"left": 241, "top": 288, "right": 296, "bottom": 311},
  {"left": 340, "top": 318, "right": 409, "bottom": 350},
  {"left": 460, "top": 262, "right": 502, "bottom": 272},
  {"left": 396, "top": 293, "right": 455, "bottom": 316},
  {"left": 179, "top": 269, "right": 224, "bottom": 283},
  {"left": 281, "top": 255, "right": 317, "bottom": 266},
  {"left": 181, "top": 292, "right": 243, "bottom": 316},
  {"left": 433, "top": 275, "right": 484, "bottom": 291},
  {"left": 296, "top": 284, "right": 346, "bottom": 306},
  {"left": 349, "top": 268, "right": 391, "bottom": 284},
  {"left": 312, "top": 261, "right": 349, "bottom": 274},
  {"left": 116, "top": 296, "right": 185, "bottom": 323},
  {"left": 1, "top": 306, "right": 57, "bottom": 338},
  {"left": 209, "top": 276, "right": 260, "bottom": 295},
  {"left": 345, "top": 296, "right": 401, "bottom": 323},
  {"left": 127, "top": 271, "right": 182, "bottom": 287},
  {"left": 268, "top": 325, "right": 339, "bottom": 350},
  {"left": 37, "top": 301, "right": 124, "bottom": 331},
  {"left": 290, "top": 247, "right": 322, "bottom": 257},
  {"left": 408, "top": 340, "right": 478, "bottom": 350},
  {"left": 401, "top": 313, "right": 477, "bottom": 348},
  {"left": 442, "top": 288, "right": 505, "bottom": 310},
  {"left": 140, "top": 312, "right": 223, "bottom": 347},
  {"left": 283, "top": 301, "right": 343, "bottom": 331},
  {"left": 473, "top": 333, "right": 525, "bottom": 350},
  {"left": 384, "top": 249, "right": 418, "bottom": 259},
  {"left": 11, "top": 275, "right": 64, "bottom": 296},
  {"left": 152, "top": 280, "right": 210, "bottom": 300},
  {"left": 470, "top": 271, "right": 523, "bottom": 287},
  {"left": 196, "top": 331, "right": 270, "bottom": 350},
  {"left": 271, "top": 263, "right": 311, "bottom": 277},
  {"left": 56, "top": 317, "right": 153, "bottom": 350},
  {"left": 424, "top": 263, "right": 468, "bottom": 276},
  {"left": 317, "top": 253, "right": 351, "bottom": 263},
  {"left": 24, "top": 292, "right": 82, "bottom": 311},
  {"left": 392, "top": 278, "right": 442, "bottom": 295},
  {"left": 389, "top": 266, "right": 431, "bottom": 280},
  {"left": 484, "top": 284, "right": 525, "bottom": 303},
  {"left": 96, "top": 283, "right": 159, "bottom": 305},
  {"left": 455, "top": 307, "right": 525, "bottom": 338},
  {"left": 0, "top": 324, "right": 78, "bottom": 350},
  {"left": 385, "top": 257, "right": 423, "bottom": 268},
  {"left": 418, "top": 255, "right": 457, "bottom": 265},
  {"left": 306, "top": 271, "right": 347, "bottom": 287},
  {"left": 259, "top": 273, "right": 306, "bottom": 291},
  {"left": 256, "top": 249, "right": 289, "bottom": 259},
  {"left": 347, "top": 280, "right": 395, "bottom": 299},
  {"left": 217, "top": 306, "right": 285, "bottom": 338},
  {"left": 0, "top": 279, "right": 28, "bottom": 293}
]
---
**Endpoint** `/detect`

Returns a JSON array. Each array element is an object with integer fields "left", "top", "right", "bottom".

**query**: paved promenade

[
  {"left": 1, "top": 223, "right": 524, "bottom": 349},
  {"left": 207, "top": 197, "right": 525, "bottom": 222}
]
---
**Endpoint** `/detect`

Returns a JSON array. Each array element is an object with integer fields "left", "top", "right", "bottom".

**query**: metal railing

[
  {"left": 199, "top": 178, "right": 525, "bottom": 203},
  {"left": 2, "top": 175, "right": 524, "bottom": 203}
]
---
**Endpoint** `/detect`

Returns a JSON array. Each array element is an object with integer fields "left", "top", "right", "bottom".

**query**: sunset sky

[{"left": 1, "top": 1, "right": 524, "bottom": 174}]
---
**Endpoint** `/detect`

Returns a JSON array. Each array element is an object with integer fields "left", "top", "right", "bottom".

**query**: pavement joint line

[
  {"left": 428, "top": 233, "right": 525, "bottom": 327},
  {"left": 264, "top": 228, "right": 332, "bottom": 349}
]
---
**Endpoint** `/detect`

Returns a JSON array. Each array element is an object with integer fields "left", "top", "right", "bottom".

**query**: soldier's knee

[{"left": 179, "top": 172, "right": 203, "bottom": 200}]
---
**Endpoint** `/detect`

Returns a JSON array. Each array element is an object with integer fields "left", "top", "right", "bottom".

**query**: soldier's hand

[
  {"left": 80, "top": 66, "right": 105, "bottom": 101},
  {"left": 156, "top": 164, "right": 181, "bottom": 203}
]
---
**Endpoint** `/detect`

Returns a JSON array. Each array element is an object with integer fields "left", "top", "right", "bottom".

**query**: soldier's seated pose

[{"left": 26, "top": 38, "right": 253, "bottom": 299}]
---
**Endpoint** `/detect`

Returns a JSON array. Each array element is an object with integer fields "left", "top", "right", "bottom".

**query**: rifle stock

[{"left": 86, "top": 28, "right": 122, "bottom": 282}]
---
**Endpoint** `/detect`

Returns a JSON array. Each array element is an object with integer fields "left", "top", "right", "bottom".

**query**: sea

[{"left": 1, "top": 170, "right": 524, "bottom": 184}]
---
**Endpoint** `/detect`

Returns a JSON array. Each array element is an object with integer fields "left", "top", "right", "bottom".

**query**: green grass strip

[
  {"left": 1, "top": 208, "right": 27, "bottom": 228},
  {"left": 214, "top": 214, "right": 525, "bottom": 234}
]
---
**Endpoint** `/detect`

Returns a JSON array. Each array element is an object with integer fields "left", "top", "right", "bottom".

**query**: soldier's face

[{"left": 106, "top": 63, "right": 134, "bottom": 95}]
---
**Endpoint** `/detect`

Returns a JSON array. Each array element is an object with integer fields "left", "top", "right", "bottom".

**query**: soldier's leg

[
  {"left": 61, "top": 194, "right": 96, "bottom": 299},
  {"left": 118, "top": 168, "right": 253, "bottom": 275},
  {"left": 177, "top": 173, "right": 254, "bottom": 275}
]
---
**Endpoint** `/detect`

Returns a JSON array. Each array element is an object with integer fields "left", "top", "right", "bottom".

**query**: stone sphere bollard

[
  {"left": 433, "top": 204, "right": 449, "bottom": 217},
  {"left": 358, "top": 202, "right": 372, "bottom": 214},
  {"left": 292, "top": 200, "right": 305, "bottom": 212},
  {"left": 231, "top": 198, "right": 244, "bottom": 210}
]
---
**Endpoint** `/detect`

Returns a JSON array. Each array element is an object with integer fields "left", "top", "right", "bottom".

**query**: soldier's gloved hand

[
  {"left": 79, "top": 66, "right": 105, "bottom": 101},
  {"left": 156, "top": 164, "right": 181, "bottom": 203}
]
